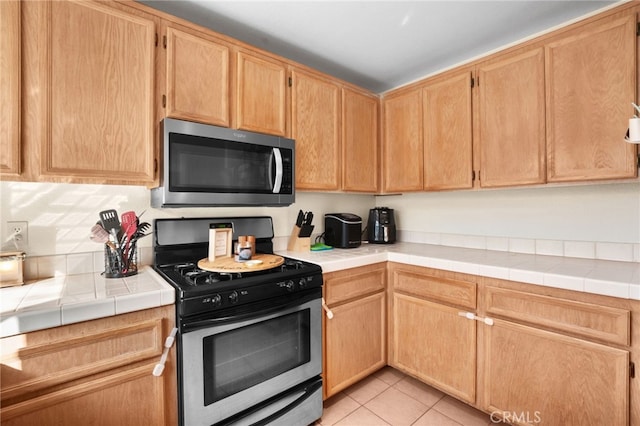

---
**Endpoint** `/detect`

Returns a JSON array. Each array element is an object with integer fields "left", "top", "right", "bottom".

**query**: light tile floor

[{"left": 318, "top": 367, "right": 495, "bottom": 426}]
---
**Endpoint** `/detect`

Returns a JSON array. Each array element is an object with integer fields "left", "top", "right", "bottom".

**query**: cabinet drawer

[
  {"left": 324, "top": 263, "right": 386, "bottom": 306},
  {"left": 485, "top": 286, "right": 630, "bottom": 346},
  {"left": 390, "top": 263, "right": 476, "bottom": 310},
  {"left": 1, "top": 308, "right": 167, "bottom": 402}
]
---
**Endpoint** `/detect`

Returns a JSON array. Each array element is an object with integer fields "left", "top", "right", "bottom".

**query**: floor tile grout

[{"left": 320, "top": 367, "right": 492, "bottom": 426}]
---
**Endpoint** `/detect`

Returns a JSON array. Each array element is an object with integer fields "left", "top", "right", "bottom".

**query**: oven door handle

[{"left": 182, "top": 290, "right": 320, "bottom": 333}]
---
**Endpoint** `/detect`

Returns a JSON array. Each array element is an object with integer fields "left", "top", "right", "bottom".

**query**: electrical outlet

[{"left": 7, "top": 221, "right": 28, "bottom": 248}]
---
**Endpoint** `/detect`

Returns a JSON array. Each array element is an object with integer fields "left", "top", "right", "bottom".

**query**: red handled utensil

[{"left": 121, "top": 211, "right": 138, "bottom": 272}]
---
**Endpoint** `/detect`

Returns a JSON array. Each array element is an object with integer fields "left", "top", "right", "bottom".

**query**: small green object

[{"left": 310, "top": 243, "right": 333, "bottom": 251}]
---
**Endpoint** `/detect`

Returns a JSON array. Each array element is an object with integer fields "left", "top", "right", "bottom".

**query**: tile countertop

[
  {"left": 279, "top": 242, "right": 640, "bottom": 300},
  {"left": 3, "top": 242, "right": 639, "bottom": 338},
  {"left": 0, "top": 266, "right": 175, "bottom": 338}
]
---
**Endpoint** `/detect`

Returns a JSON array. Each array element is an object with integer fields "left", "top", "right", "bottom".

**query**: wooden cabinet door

[
  {"left": 546, "top": 14, "right": 637, "bottom": 182},
  {"left": 1, "top": 306, "right": 176, "bottom": 426},
  {"left": 1, "top": 367, "right": 169, "bottom": 426},
  {"left": 477, "top": 48, "right": 546, "bottom": 187},
  {"left": 342, "top": 87, "right": 379, "bottom": 192},
  {"left": 165, "top": 26, "right": 230, "bottom": 127},
  {"left": 291, "top": 68, "right": 341, "bottom": 190},
  {"left": 381, "top": 88, "right": 423, "bottom": 192},
  {"left": 0, "top": 0, "right": 20, "bottom": 177},
  {"left": 423, "top": 72, "right": 473, "bottom": 190},
  {"left": 392, "top": 293, "right": 476, "bottom": 403},
  {"left": 483, "top": 319, "right": 629, "bottom": 425},
  {"left": 236, "top": 51, "right": 287, "bottom": 136},
  {"left": 324, "top": 292, "right": 386, "bottom": 398},
  {"left": 24, "top": 1, "right": 156, "bottom": 184}
]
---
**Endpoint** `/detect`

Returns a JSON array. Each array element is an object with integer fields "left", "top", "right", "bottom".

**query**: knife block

[{"left": 287, "top": 225, "right": 310, "bottom": 252}]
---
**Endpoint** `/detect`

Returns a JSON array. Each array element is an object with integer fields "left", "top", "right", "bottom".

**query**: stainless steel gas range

[{"left": 152, "top": 216, "right": 323, "bottom": 426}]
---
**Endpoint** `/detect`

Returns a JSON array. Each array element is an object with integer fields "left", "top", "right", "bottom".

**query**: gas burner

[
  {"left": 175, "top": 263, "right": 196, "bottom": 275},
  {"left": 282, "top": 259, "right": 305, "bottom": 270},
  {"left": 207, "top": 272, "right": 234, "bottom": 284},
  {"left": 182, "top": 269, "right": 236, "bottom": 286},
  {"left": 185, "top": 270, "right": 209, "bottom": 286}
]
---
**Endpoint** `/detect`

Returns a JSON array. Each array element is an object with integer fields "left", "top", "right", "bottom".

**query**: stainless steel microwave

[{"left": 151, "top": 119, "right": 295, "bottom": 208}]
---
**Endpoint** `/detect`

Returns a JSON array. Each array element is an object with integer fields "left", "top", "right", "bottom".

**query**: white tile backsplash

[
  {"left": 37, "top": 255, "right": 67, "bottom": 278},
  {"left": 508, "top": 238, "right": 536, "bottom": 255},
  {"left": 66, "top": 253, "right": 95, "bottom": 275},
  {"left": 535, "top": 239, "right": 564, "bottom": 257},
  {"left": 595, "top": 242, "right": 635, "bottom": 262},
  {"left": 395, "top": 232, "right": 637, "bottom": 263},
  {"left": 564, "top": 241, "right": 596, "bottom": 259},
  {"left": 16, "top": 230, "right": 639, "bottom": 284},
  {"left": 485, "top": 237, "right": 509, "bottom": 252}
]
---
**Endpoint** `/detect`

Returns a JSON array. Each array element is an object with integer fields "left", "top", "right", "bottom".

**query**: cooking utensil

[
  {"left": 120, "top": 211, "right": 138, "bottom": 272},
  {"left": 99, "top": 209, "right": 121, "bottom": 241},
  {"left": 123, "top": 222, "right": 152, "bottom": 271},
  {"left": 90, "top": 223, "right": 116, "bottom": 251},
  {"left": 296, "top": 210, "right": 304, "bottom": 227},
  {"left": 132, "top": 222, "right": 151, "bottom": 239}
]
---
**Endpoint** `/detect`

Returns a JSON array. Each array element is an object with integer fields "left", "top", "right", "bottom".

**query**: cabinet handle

[
  {"left": 458, "top": 311, "right": 494, "bottom": 326},
  {"left": 322, "top": 298, "right": 334, "bottom": 319},
  {"left": 153, "top": 327, "right": 178, "bottom": 376}
]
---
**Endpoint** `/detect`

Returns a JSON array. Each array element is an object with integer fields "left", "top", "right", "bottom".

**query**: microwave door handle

[{"left": 271, "top": 148, "right": 283, "bottom": 193}]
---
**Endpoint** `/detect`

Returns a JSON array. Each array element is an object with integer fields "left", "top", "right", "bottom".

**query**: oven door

[{"left": 179, "top": 290, "right": 322, "bottom": 426}]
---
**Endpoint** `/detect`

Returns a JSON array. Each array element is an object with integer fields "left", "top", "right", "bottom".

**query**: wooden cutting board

[{"left": 197, "top": 254, "right": 284, "bottom": 273}]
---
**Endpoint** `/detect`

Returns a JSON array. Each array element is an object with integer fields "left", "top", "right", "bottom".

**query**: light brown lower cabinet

[
  {"left": 480, "top": 282, "right": 632, "bottom": 426},
  {"left": 392, "top": 293, "right": 476, "bottom": 403},
  {"left": 387, "top": 263, "right": 635, "bottom": 426},
  {"left": 388, "top": 263, "right": 478, "bottom": 403},
  {"left": 483, "top": 318, "right": 628, "bottom": 426},
  {"left": 0, "top": 305, "right": 177, "bottom": 426},
  {"left": 323, "top": 263, "right": 386, "bottom": 399}
]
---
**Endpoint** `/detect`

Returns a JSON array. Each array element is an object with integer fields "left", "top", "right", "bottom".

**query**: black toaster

[{"left": 324, "top": 213, "right": 362, "bottom": 248}]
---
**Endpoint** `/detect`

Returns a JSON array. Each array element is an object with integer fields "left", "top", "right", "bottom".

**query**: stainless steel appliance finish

[
  {"left": 151, "top": 119, "right": 295, "bottom": 208},
  {"left": 152, "top": 217, "right": 323, "bottom": 426},
  {"left": 367, "top": 207, "right": 396, "bottom": 244}
]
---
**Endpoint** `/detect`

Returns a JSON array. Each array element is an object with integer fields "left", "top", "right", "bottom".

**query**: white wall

[
  {"left": 2, "top": 180, "right": 639, "bottom": 257},
  {"left": 0, "top": 181, "right": 375, "bottom": 256},
  {"left": 377, "top": 182, "right": 640, "bottom": 244}
]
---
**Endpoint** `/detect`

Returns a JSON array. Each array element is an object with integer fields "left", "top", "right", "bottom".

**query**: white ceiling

[{"left": 141, "top": 0, "right": 621, "bottom": 94}]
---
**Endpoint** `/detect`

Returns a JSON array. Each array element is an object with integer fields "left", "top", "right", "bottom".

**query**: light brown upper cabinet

[
  {"left": 342, "top": 87, "right": 379, "bottom": 192},
  {"left": 291, "top": 68, "right": 341, "bottom": 190},
  {"left": 477, "top": 48, "right": 546, "bottom": 187},
  {"left": 236, "top": 50, "right": 288, "bottom": 137},
  {"left": 163, "top": 25, "right": 230, "bottom": 127},
  {"left": 546, "top": 14, "right": 637, "bottom": 182},
  {"left": 422, "top": 72, "right": 474, "bottom": 190},
  {"left": 381, "top": 88, "right": 424, "bottom": 193},
  {"left": 0, "top": 0, "right": 20, "bottom": 177},
  {"left": 22, "top": 0, "right": 157, "bottom": 185}
]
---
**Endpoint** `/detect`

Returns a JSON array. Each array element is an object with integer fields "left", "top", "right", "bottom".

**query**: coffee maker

[{"left": 367, "top": 207, "right": 396, "bottom": 244}]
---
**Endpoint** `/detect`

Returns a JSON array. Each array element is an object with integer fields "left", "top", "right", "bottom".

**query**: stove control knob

[
  {"left": 228, "top": 291, "right": 239, "bottom": 304},
  {"left": 211, "top": 294, "right": 221, "bottom": 307},
  {"left": 298, "top": 278, "right": 306, "bottom": 289},
  {"left": 284, "top": 280, "right": 295, "bottom": 292}
]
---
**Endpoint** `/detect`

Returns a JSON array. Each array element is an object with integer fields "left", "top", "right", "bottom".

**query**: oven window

[{"left": 202, "top": 309, "right": 311, "bottom": 406}]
